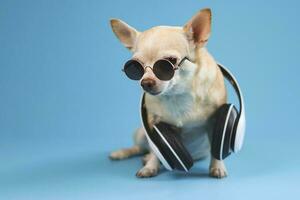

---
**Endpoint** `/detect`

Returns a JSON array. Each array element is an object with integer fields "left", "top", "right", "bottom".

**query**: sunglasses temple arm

[{"left": 178, "top": 57, "right": 191, "bottom": 67}]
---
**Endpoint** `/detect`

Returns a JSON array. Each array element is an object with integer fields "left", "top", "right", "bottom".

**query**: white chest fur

[{"left": 145, "top": 92, "right": 209, "bottom": 128}]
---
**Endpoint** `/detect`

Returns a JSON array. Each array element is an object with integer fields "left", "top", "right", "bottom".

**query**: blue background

[{"left": 1, "top": 0, "right": 300, "bottom": 199}]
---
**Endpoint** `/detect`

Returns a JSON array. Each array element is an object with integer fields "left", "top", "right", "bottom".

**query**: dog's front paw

[
  {"left": 209, "top": 167, "right": 227, "bottom": 178},
  {"left": 109, "top": 150, "right": 128, "bottom": 160},
  {"left": 136, "top": 167, "right": 158, "bottom": 178},
  {"left": 142, "top": 153, "right": 151, "bottom": 165}
]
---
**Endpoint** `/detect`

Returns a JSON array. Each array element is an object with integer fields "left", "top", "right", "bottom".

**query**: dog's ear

[
  {"left": 110, "top": 19, "right": 139, "bottom": 51},
  {"left": 183, "top": 8, "right": 211, "bottom": 47}
]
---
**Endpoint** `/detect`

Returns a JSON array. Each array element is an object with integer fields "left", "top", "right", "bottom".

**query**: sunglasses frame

[{"left": 122, "top": 56, "right": 190, "bottom": 81}]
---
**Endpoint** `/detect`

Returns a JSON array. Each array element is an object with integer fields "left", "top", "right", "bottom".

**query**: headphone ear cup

[
  {"left": 155, "top": 122, "right": 193, "bottom": 171},
  {"left": 211, "top": 104, "right": 238, "bottom": 160}
]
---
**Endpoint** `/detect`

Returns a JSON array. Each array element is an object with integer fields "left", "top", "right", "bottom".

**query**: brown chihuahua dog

[{"left": 109, "top": 8, "right": 227, "bottom": 178}]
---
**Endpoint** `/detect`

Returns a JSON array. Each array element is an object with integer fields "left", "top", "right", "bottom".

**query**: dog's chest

[{"left": 145, "top": 93, "right": 210, "bottom": 128}]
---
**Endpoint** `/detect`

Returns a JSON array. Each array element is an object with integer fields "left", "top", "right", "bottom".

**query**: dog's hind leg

[
  {"left": 109, "top": 127, "right": 148, "bottom": 160},
  {"left": 109, "top": 145, "right": 144, "bottom": 160}
]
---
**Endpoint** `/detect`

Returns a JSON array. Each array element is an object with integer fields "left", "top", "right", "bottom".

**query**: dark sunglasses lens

[
  {"left": 153, "top": 60, "right": 174, "bottom": 80},
  {"left": 123, "top": 60, "right": 144, "bottom": 80}
]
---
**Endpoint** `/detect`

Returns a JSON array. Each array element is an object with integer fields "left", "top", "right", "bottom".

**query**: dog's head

[{"left": 110, "top": 8, "right": 212, "bottom": 96}]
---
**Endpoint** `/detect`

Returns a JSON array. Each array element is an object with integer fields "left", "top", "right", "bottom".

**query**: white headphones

[{"left": 140, "top": 63, "right": 246, "bottom": 172}]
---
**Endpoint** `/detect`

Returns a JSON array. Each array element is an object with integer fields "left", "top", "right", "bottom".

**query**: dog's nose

[{"left": 141, "top": 79, "right": 156, "bottom": 90}]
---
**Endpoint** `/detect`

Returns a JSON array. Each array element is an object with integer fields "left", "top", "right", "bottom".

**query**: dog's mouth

[{"left": 144, "top": 90, "right": 162, "bottom": 96}]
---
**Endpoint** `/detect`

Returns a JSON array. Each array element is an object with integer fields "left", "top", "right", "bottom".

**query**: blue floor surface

[{"left": 1, "top": 134, "right": 299, "bottom": 200}]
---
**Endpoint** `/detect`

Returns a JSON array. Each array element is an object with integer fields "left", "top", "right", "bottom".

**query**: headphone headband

[
  {"left": 217, "top": 63, "right": 246, "bottom": 153},
  {"left": 217, "top": 63, "right": 244, "bottom": 115}
]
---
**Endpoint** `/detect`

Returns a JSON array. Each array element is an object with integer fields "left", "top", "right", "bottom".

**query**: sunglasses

[{"left": 122, "top": 57, "right": 189, "bottom": 81}]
